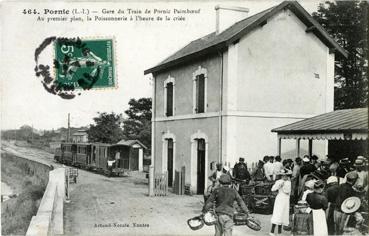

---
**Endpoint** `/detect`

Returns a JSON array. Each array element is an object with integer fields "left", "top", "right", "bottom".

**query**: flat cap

[
  {"left": 346, "top": 171, "right": 359, "bottom": 181},
  {"left": 219, "top": 174, "right": 231, "bottom": 184}
]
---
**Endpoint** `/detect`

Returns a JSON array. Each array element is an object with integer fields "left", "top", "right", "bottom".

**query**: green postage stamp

[
  {"left": 54, "top": 38, "right": 115, "bottom": 90},
  {"left": 34, "top": 37, "right": 116, "bottom": 99}
]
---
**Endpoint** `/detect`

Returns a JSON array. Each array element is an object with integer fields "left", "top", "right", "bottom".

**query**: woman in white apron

[
  {"left": 270, "top": 169, "right": 292, "bottom": 236},
  {"left": 306, "top": 180, "right": 328, "bottom": 236}
]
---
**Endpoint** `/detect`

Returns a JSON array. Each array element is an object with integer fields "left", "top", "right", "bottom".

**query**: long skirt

[
  {"left": 271, "top": 193, "right": 290, "bottom": 226},
  {"left": 312, "top": 209, "right": 328, "bottom": 236}
]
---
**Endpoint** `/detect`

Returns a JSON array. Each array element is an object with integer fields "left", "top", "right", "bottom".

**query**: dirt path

[
  {"left": 64, "top": 171, "right": 273, "bottom": 236},
  {"left": 1, "top": 141, "right": 60, "bottom": 167},
  {"left": 1, "top": 141, "right": 273, "bottom": 236}
]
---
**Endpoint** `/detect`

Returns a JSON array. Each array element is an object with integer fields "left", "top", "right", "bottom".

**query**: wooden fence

[{"left": 154, "top": 172, "right": 168, "bottom": 196}]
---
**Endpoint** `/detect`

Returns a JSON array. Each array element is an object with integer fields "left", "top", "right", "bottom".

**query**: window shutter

[
  {"left": 197, "top": 74, "right": 205, "bottom": 113},
  {"left": 166, "top": 82, "right": 173, "bottom": 116}
]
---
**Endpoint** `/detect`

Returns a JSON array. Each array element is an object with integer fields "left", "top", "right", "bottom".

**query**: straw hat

[
  {"left": 341, "top": 197, "right": 361, "bottom": 214},
  {"left": 339, "top": 158, "right": 350, "bottom": 165},
  {"left": 354, "top": 159, "right": 364, "bottom": 167},
  {"left": 303, "top": 157, "right": 310, "bottom": 162},
  {"left": 356, "top": 156, "right": 366, "bottom": 161},
  {"left": 326, "top": 176, "right": 338, "bottom": 185}
]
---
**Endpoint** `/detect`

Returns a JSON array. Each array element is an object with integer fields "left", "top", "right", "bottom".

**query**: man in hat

[
  {"left": 272, "top": 156, "right": 284, "bottom": 180},
  {"left": 310, "top": 155, "right": 319, "bottom": 168},
  {"left": 251, "top": 160, "right": 265, "bottom": 182},
  {"left": 337, "top": 158, "right": 351, "bottom": 178},
  {"left": 300, "top": 155, "right": 316, "bottom": 178},
  {"left": 210, "top": 163, "right": 228, "bottom": 183},
  {"left": 353, "top": 157, "right": 368, "bottom": 189},
  {"left": 325, "top": 176, "right": 339, "bottom": 235},
  {"left": 206, "top": 163, "right": 228, "bottom": 202},
  {"left": 334, "top": 171, "right": 359, "bottom": 235},
  {"left": 291, "top": 157, "right": 302, "bottom": 203},
  {"left": 202, "top": 174, "right": 250, "bottom": 236},
  {"left": 232, "top": 157, "right": 251, "bottom": 184},
  {"left": 264, "top": 156, "right": 274, "bottom": 181}
]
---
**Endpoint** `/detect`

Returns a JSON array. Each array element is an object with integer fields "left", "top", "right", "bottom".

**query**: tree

[
  {"left": 87, "top": 112, "right": 124, "bottom": 143},
  {"left": 122, "top": 98, "right": 152, "bottom": 152},
  {"left": 312, "top": 1, "right": 368, "bottom": 109}
]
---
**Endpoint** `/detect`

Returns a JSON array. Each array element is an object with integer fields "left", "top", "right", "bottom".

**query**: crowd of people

[{"left": 202, "top": 154, "right": 368, "bottom": 236}]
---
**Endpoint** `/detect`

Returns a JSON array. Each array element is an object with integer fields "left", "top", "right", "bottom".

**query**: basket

[
  {"left": 239, "top": 183, "right": 255, "bottom": 195},
  {"left": 203, "top": 211, "right": 217, "bottom": 226},
  {"left": 234, "top": 213, "right": 248, "bottom": 225},
  {"left": 254, "top": 182, "right": 273, "bottom": 195},
  {"left": 187, "top": 216, "right": 204, "bottom": 230},
  {"left": 246, "top": 216, "right": 261, "bottom": 231}
]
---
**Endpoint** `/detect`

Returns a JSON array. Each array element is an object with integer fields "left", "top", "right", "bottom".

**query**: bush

[
  {"left": 1, "top": 152, "right": 50, "bottom": 235},
  {"left": 1, "top": 184, "right": 45, "bottom": 235}
]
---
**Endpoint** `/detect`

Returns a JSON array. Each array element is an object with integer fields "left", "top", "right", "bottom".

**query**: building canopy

[
  {"left": 272, "top": 108, "right": 368, "bottom": 140},
  {"left": 112, "top": 139, "right": 147, "bottom": 149}
]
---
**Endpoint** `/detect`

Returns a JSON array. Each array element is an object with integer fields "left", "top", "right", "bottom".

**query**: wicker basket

[
  {"left": 234, "top": 213, "right": 248, "bottom": 225},
  {"left": 203, "top": 211, "right": 217, "bottom": 226},
  {"left": 187, "top": 216, "right": 204, "bottom": 230}
]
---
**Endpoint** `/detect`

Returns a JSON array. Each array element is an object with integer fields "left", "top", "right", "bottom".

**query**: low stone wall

[
  {"left": 1, "top": 152, "right": 53, "bottom": 235},
  {"left": 1, "top": 152, "right": 51, "bottom": 192},
  {"left": 26, "top": 168, "right": 65, "bottom": 236}
]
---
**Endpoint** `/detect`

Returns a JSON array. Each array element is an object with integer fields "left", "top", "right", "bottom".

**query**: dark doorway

[
  {"left": 92, "top": 146, "right": 96, "bottom": 163},
  {"left": 167, "top": 139, "right": 174, "bottom": 187},
  {"left": 197, "top": 139, "right": 206, "bottom": 194},
  {"left": 131, "top": 148, "right": 139, "bottom": 170}
]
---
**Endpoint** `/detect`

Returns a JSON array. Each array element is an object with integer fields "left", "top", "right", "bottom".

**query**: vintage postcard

[{"left": 0, "top": 0, "right": 367, "bottom": 236}]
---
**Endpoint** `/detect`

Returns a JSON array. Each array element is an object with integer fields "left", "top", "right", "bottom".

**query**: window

[
  {"left": 166, "top": 82, "right": 173, "bottom": 116},
  {"left": 195, "top": 74, "right": 205, "bottom": 113},
  {"left": 193, "top": 66, "right": 207, "bottom": 114},
  {"left": 164, "top": 76, "right": 175, "bottom": 117},
  {"left": 78, "top": 146, "right": 86, "bottom": 154}
]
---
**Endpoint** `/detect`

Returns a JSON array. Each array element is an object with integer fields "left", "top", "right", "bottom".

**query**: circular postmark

[{"left": 34, "top": 37, "right": 115, "bottom": 99}]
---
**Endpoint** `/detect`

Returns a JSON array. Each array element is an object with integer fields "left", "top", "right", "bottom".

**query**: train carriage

[
  {"left": 54, "top": 147, "right": 62, "bottom": 163},
  {"left": 54, "top": 140, "right": 146, "bottom": 177},
  {"left": 61, "top": 143, "right": 77, "bottom": 165},
  {"left": 75, "top": 143, "right": 92, "bottom": 169},
  {"left": 90, "top": 143, "right": 111, "bottom": 174}
]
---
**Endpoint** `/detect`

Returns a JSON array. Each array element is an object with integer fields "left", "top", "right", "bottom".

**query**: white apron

[
  {"left": 271, "top": 179, "right": 291, "bottom": 226},
  {"left": 312, "top": 209, "right": 328, "bottom": 236}
]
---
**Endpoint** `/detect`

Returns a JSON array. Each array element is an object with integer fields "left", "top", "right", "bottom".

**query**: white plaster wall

[
  {"left": 154, "top": 117, "right": 220, "bottom": 192},
  {"left": 235, "top": 9, "right": 334, "bottom": 115},
  {"left": 230, "top": 116, "right": 327, "bottom": 165},
  {"left": 154, "top": 54, "right": 222, "bottom": 117}
]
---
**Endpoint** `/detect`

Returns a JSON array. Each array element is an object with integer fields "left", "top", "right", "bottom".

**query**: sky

[{"left": 0, "top": 0, "right": 323, "bottom": 130}]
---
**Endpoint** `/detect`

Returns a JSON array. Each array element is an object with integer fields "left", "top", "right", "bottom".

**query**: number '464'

[{"left": 23, "top": 9, "right": 39, "bottom": 14}]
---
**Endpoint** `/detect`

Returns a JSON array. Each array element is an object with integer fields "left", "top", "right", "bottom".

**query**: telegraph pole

[
  {"left": 31, "top": 124, "right": 34, "bottom": 143},
  {"left": 67, "top": 113, "right": 71, "bottom": 142}
]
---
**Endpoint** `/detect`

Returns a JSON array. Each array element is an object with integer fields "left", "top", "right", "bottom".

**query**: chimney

[{"left": 215, "top": 5, "right": 249, "bottom": 34}]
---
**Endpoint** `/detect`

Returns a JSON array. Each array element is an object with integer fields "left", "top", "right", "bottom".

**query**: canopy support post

[
  {"left": 308, "top": 139, "right": 313, "bottom": 157},
  {"left": 296, "top": 138, "right": 300, "bottom": 157},
  {"left": 277, "top": 136, "right": 281, "bottom": 157}
]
